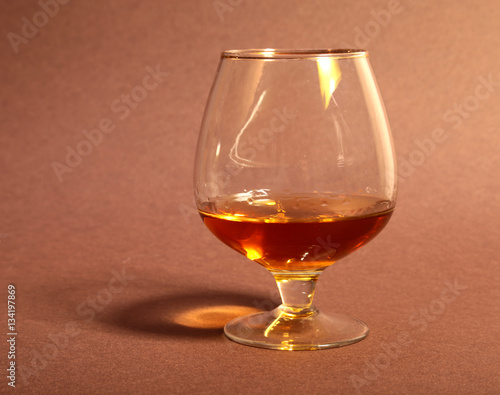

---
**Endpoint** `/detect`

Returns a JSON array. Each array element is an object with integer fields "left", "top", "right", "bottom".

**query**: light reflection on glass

[
  {"left": 229, "top": 90, "right": 267, "bottom": 167},
  {"left": 316, "top": 57, "right": 342, "bottom": 110},
  {"left": 245, "top": 247, "right": 263, "bottom": 261}
]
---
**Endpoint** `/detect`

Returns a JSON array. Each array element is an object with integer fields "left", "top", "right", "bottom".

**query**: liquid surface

[{"left": 199, "top": 191, "right": 393, "bottom": 272}]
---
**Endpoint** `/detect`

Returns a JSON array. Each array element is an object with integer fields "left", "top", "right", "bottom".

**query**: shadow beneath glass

[{"left": 100, "top": 290, "right": 277, "bottom": 338}]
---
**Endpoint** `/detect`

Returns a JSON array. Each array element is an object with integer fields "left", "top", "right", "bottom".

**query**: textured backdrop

[{"left": 1, "top": 0, "right": 499, "bottom": 394}]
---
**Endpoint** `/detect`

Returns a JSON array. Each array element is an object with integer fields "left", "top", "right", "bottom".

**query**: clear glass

[{"left": 194, "top": 49, "right": 397, "bottom": 350}]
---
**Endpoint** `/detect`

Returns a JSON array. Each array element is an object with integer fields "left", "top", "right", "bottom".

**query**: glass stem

[{"left": 272, "top": 272, "right": 320, "bottom": 317}]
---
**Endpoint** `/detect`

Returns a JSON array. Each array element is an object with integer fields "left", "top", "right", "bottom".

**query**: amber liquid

[{"left": 199, "top": 192, "right": 393, "bottom": 272}]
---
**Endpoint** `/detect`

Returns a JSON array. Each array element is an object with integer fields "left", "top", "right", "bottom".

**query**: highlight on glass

[{"left": 194, "top": 49, "right": 397, "bottom": 350}]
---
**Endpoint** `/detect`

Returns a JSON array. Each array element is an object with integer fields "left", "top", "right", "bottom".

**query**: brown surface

[{"left": 1, "top": 0, "right": 499, "bottom": 394}]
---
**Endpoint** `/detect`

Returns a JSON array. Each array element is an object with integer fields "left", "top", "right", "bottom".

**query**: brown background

[{"left": 1, "top": 0, "right": 499, "bottom": 394}]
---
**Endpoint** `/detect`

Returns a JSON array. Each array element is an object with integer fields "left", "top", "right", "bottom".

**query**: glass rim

[{"left": 222, "top": 48, "right": 368, "bottom": 60}]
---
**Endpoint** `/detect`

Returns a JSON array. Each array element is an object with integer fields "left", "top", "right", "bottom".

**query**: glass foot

[{"left": 224, "top": 306, "right": 369, "bottom": 351}]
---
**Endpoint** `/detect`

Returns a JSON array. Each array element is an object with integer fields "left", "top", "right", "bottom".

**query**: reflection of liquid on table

[{"left": 174, "top": 305, "right": 260, "bottom": 329}]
